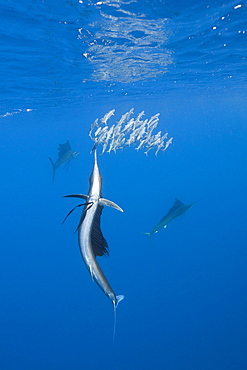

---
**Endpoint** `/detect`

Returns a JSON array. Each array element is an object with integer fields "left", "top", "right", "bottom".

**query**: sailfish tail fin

[
  {"left": 113, "top": 295, "right": 124, "bottom": 343},
  {"left": 49, "top": 157, "right": 56, "bottom": 184},
  {"left": 116, "top": 295, "right": 124, "bottom": 308}
]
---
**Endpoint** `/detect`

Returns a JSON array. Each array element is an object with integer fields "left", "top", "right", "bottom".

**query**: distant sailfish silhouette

[
  {"left": 49, "top": 140, "right": 79, "bottom": 183},
  {"left": 145, "top": 198, "right": 196, "bottom": 237}
]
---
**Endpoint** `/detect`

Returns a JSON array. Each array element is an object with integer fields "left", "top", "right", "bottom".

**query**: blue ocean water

[{"left": 1, "top": 0, "right": 247, "bottom": 369}]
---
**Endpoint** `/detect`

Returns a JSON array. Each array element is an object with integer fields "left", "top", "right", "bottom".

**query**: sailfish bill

[{"left": 63, "top": 149, "right": 124, "bottom": 341}]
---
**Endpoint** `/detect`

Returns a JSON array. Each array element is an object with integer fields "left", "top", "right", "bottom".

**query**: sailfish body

[
  {"left": 146, "top": 198, "right": 196, "bottom": 237},
  {"left": 49, "top": 140, "right": 79, "bottom": 183},
  {"left": 64, "top": 150, "right": 124, "bottom": 309}
]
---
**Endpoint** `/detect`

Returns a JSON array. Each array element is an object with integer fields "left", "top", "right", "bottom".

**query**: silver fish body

[
  {"left": 80, "top": 154, "right": 117, "bottom": 304},
  {"left": 65, "top": 150, "right": 124, "bottom": 308}
]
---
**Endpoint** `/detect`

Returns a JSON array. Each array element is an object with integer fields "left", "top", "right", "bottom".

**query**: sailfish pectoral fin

[
  {"left": 63, "top": 194, "right": 89, "bottom": 201},
  {"left": 62, "top": 194, "right": 93, "bottom": 230},
  {"left": 63, "top": 160, "right": 71, "bottom": 172},
  {"left": 99, "top": 198, "right": 124, "bottom": 212},
  {"left": 62, "top": 203, "right": 88, "bottom": 224}
]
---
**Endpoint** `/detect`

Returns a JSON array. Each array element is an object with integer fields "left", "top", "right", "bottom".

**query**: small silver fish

[
  {"left": 163, "top": 137, "right": 173, "bottom": 151},
  {"left": 89, "top": 118, "right": 99, "bottom": 139}
]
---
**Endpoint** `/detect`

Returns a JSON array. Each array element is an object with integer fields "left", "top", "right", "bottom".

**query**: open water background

[{"left": 1, "top": 1, "right": 247, "bottom": 369}]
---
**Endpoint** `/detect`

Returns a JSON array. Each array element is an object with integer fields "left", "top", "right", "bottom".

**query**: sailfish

[
  {"left": 63, "top": 149, "right": 124, "bottom": 341},
  {"left": 49, "top": 140, "right": 79, "bottom": 183},
  {"left": 145, "top": 198, "right": 196, "bottom": 237}
]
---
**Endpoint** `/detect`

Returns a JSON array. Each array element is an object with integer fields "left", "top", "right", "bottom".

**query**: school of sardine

[{"left": 89, "top": 109, "right": 173, "bottom": 155}]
